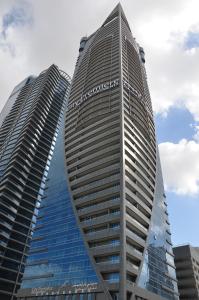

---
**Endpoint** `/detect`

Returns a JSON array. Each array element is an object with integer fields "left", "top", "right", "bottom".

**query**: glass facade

[
  {"left": 138, "top": 151, "right": 178, "bottom": 299},
  {"left": 21, "top": 115, "right": 98, "bottom": 289}
]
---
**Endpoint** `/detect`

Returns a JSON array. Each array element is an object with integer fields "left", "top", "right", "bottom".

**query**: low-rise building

[{"left": 173, "top": 245, "right": 199, "bottom": 300}]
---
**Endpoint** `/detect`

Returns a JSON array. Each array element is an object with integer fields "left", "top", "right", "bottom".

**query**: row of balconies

[{"left": 124, "top": 115, "right": 156, "bottom": 156}]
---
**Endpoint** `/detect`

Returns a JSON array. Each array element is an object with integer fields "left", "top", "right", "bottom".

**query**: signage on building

[
  {"left": 67, "top": 78, "right": 143, "bottom": 111},
  {"left": 31, "top": 282, "right": 98, "bottom": 296},
  {"left": 67, "top": 79, "right": 119, "bottom": 110}
]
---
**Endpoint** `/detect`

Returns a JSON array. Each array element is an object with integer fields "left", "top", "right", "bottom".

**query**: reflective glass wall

[
  {"left": 138, "top": 151, "right": 178, "bottom": 300},
  {"left": 21, "top": 109, "right": 98, "bottom": 289}
]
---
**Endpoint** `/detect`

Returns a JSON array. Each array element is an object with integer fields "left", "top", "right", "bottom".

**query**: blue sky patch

[
  {"left": 155, "top": 106, "right": 195, "bottom": 143},
  {"left": 184, "top": 31, "right": 199, "bottom": 49},
  {"left": 167, "top": 191, "right": 199, "bottom": 246}
]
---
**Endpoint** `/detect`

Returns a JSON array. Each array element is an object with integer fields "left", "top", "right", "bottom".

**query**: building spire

[{"left": 102, "top": 3, "right": 131, "bottom": 32}]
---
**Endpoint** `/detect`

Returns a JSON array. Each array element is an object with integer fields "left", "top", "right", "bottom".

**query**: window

[
  {"left": 103, "top": 272, "right": 119, "bottom": 283},
  {"left": 110, "top": 223, "right": 120, "bottom": 229}
]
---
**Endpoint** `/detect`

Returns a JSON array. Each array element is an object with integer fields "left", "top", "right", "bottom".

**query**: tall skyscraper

[
  {"left": 64, "top": 4, "right": 179, "bottom": 300},
  {"left": 18, "top": 4, "right": 179, "bottom": 300},
  {"left": 0, "top": 65, "right": 70, "bottom": 300}
]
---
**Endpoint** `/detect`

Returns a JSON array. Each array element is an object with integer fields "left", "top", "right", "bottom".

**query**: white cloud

[
  {"left": 159, "top": 139, "right": 199, "bottom": 195},
  {"left": 119, "top": 0, "right": 199, "bottom": 121},
  {"left": 0, "top": 0, "right": 199, "bottom": 120},
  {"left": 0, "top": 0, "right": 112, "bottom": 111}
]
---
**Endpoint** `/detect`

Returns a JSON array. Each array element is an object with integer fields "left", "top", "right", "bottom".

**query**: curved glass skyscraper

[
  {"left": 20, "top": 112, "right": 99, "bottom": 290},
  {"left": 18, "top": 4, "right": 179, "bottom": 300}
]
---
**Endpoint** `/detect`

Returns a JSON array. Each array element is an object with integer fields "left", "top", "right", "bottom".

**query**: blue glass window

[{"left": 21, "top": 118, "right": 98, "bottom": 289}]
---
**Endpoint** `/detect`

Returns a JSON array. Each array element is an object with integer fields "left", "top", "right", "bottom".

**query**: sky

[{"left": 0, "top": 0, "right": 199, "bottom": 247}]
